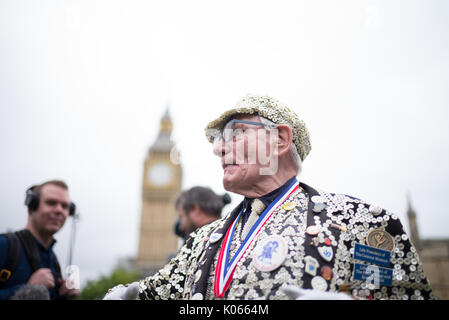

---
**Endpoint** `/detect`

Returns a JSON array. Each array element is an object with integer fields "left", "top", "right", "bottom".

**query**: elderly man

[{"left": 106, "top": 94, "right": 435, "bottom": 300}]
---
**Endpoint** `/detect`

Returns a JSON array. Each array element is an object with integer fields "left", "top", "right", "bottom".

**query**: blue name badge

[
  {"left": 353, "top": 263, "right": 393, "bottom": 287},
  {"left": 354, "top": 243, "right": 391, "bottom": 267}
]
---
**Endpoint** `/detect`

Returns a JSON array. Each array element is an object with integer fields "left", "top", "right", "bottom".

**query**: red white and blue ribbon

[{"left": 214, "top": 178, "right": 299, "bottom": 297}]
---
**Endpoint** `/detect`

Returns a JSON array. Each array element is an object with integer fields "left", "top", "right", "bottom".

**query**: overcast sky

[{"left": 1, "top": 0, "right": 448, "bottom": 288}]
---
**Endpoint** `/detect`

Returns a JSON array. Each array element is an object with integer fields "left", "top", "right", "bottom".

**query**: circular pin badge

[
  {"left": 320, "top": 266, "right": 333, "bottom": 281},
  {"left": 209, "top": 233, "right": 223, "bottom": 244},
  {"left": 366, "top": 228, "right": 395, "bottom": 252},
  {"left": 283, "top": 202, "right": 296, "bottom": 211},
  {"left": 252, "top": 235, "right": 288, "bottom": 272},
  {"left": 306, "top": 225, "right": 321, "bottom": 236},
  {"left": 311, "top": 276, "right": 328, "bottom": 291}
]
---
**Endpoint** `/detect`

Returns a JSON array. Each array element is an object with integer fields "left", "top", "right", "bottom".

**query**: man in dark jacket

[{"left": 0, "top": 180, "right": 79, "bottom": 300}]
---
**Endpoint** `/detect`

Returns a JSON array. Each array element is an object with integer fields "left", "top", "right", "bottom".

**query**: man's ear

[
  {"left": 275, "top": 124, "right": 293, "bottom": 157},
  {"left": 189, "top": 204, "right": 201, "bottom": 218}
]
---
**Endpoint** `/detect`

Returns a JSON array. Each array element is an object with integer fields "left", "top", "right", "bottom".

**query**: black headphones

[{"left": 25, "top": 186, "right": 76, "bottom": 217}]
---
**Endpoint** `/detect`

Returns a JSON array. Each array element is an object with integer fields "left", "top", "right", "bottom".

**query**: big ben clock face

[{"left": 147, "top": 162, "right": 173, "bottom": 187}]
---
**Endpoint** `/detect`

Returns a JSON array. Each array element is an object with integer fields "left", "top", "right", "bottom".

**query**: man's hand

[
  {"left": 103, "top": 282, "right": 140, "bottom": 300},
  {"left": 27, "top": 268, "right": 55, "bottom": 289},
  {"left": 58, "top": 278, "right": 80, "bottom": 299},
  {"left": 283, "top": 285, "right": 353, "bottom": 300}
]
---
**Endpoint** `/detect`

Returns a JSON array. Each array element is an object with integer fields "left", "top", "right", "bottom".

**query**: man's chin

[
  {"left": 222, "top": 164, "right": 251, "bottom": 193},
  {"left": 46, "top": 224, "right": 63, "bottom": 234},
  {"left": 223, "top": 174, "right": 244, "bottom": 194},
  {"left": 222, "top": 174, "right": 237, "bottom": 192}
]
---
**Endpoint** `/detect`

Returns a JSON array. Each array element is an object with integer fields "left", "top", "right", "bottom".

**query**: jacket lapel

[{"left": 191, "top": 202, "right": 243, "bottom": 297}]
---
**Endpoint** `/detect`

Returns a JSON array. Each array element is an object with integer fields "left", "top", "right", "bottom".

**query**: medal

[
  {"left": 366, "top": 229, "right": 395, "bottom": 252},
  {"left": 214, "top": 178, "right": 300, "bottom": 298}
]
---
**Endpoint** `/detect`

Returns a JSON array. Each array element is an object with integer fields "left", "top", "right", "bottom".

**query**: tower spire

[
  {"left": 151, "top": 108, "right": 174, "bottom": 151},
  {"left": 407, "top": 192, "right": 421, "bottom": 250}
]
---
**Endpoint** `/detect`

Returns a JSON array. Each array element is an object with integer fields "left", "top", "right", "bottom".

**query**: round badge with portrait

[{"left": 252, "top": 235, "right": 288, "bottom": 272}]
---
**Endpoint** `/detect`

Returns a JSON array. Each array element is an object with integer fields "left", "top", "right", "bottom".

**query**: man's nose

[
  {"left": 55, "top": 203, "right": 68, "bottom": 215},
  {"left": 213, "top": 138, "right": 226, "bottom": 157}
]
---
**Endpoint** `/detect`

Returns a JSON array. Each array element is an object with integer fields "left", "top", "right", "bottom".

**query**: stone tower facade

[
  {"left": 137, "top": 109, "right": 182, "bottom": 273},
  {"left": 407, "top": 197, "right": 449, "bottom": 299}
]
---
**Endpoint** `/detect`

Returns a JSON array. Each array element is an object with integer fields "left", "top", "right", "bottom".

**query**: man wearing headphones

[{"left": 0, "top": 180, "right": 79, "bottom": 300}]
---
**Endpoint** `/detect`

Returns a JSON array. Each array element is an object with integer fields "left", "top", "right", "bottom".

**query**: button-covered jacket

[{"left": 138, "top": 182, "right": 436, "bottom": 300}]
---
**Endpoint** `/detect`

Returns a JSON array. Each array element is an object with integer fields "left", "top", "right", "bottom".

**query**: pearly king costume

[{"left": 137, "top": 95, "right": 435, "bottom": 300}]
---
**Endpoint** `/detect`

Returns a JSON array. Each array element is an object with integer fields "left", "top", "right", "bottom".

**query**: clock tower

[{"left": 137, "top": 109, "right": 182, "bottom": 272}]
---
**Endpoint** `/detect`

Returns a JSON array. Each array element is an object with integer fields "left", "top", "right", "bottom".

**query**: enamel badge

[
  {"left": 209, "top": 233, "right": 223, "bottom": 244},
  {"left": 318, "top": 246, "right": 334, "bottom": 262},
  {"left": 306, "top": 225, "right": 321, "bottom": 236},
  {"left": 312, "top": 202, "right": 326, "bottom": 213},
  {"left": 304, "top": 255, "right": 320, "bottom": 276},
  {"left": 252, "top": 235, "right": 288, "bottom": 272},
  {"left": 283, "top": 202, "right": 296, "bottom": 211}
]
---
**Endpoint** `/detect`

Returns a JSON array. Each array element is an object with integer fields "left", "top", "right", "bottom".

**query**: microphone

[
  {"left": 10, "top": 284, "right": 50, "bottom": 300},
  {"left": 222, "top": 193, "right": 231, "bottom": 205},
  {"left": 174, "top": 219, "right": 186, "bottom": 239}
]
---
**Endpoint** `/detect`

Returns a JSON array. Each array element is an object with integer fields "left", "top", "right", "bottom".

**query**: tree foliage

[{"left": 77, "top": 267, "right": 141, "bottom": 300}]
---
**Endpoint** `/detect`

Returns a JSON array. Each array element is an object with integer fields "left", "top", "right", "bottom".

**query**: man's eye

[{"left": 47, "top": 200, "right": 57, "bottom": 206}]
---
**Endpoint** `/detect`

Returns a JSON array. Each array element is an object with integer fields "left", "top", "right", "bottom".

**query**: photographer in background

[
  {"left": 0, "top": 180, "right": 79, "bottom": 300},
  {"left": 174, "top": 186, "right": 231, "bottom": 241}
]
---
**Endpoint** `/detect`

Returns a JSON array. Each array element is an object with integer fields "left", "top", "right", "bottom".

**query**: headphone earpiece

[
  {"left": 25, "top": 186, "right": 76, "bottom": 217},
  {"left": 25, "top": 187, "right": 40, "bottom": 212},
  {"left": 69, "top": 202, "right": 76, "bottom": 217}
]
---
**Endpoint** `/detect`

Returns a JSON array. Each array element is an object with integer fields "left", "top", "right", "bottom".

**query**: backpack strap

[
  {"left": 0, "top": 233, "right": 22, "bottom": 285},
  {"left": 1, "top": 229, "right": 63, "bottom": 292},
  {"left": 15, "top": 230, "right": 41, "bottom": 272},
  {"left": 16, "top": 230, "right": 63, "bottom": 282},
  {"left": 52, "top": 253, "right": 62, "bottom": 281}
]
